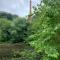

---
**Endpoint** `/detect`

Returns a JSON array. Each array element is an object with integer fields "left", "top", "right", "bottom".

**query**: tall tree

[{"left": 28, "top": 0, "right": 60, "bottom": 60}]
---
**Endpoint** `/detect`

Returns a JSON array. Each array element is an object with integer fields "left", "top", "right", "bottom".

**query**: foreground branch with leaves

[{"left": 28, "top": 0, "right": 60, "bottom": 60}]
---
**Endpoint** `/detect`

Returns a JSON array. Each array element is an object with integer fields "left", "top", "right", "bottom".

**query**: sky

[{"left": 0, "top": 0, "right": 40, "bottom": 17}]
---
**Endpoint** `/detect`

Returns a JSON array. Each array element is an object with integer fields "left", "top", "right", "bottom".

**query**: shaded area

[{"left": 0, "top": 43, "right": 38, "bottom": 60}]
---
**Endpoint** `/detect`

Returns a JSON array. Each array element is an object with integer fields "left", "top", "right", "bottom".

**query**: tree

[
  {"left": 0, "top": 11, "right": 18, "bottom": 20},
  {"left": 0, "top": 18, "right": 11, "bottom": 42},
  {"left": 28, "top": 0, "right": 60, "bottom": 60},
  {"left": 10, "top": 18, "right": 30, "bottom": 43},
  {"left": 0, "top": 13, "right": 30, "bottom": 43}
]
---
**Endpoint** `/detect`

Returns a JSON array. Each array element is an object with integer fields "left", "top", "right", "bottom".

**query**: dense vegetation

[
  {"left": 0, "top": 0, "right": 60, "bottom": 60},
  {"left": 0, "top": 12, "right": 30, "bottom": 43},
  {"left": 28, "top": 0, "right": 60, "bottom": 60}
]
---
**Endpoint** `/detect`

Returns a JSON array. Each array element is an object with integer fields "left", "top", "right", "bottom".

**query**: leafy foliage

[
  {"left": 0, "top": 18, "right": 11, "bottom": 42},
  {"left": 0, "top": 0, "right": 60, "bottom": 60},
  {"left": 0, "top": 12, "right": 30, "bottom": 43},
  {"left": 28, "top": 0, "right": 60, "bottom": 60}
]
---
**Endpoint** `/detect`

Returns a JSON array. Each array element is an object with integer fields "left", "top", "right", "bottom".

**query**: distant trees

[
  {"left": 0, "top": 12, "right": 30, "bottom": 43},
  {"left": 0, "top": 11, "right": 18, "bottom": 20}
]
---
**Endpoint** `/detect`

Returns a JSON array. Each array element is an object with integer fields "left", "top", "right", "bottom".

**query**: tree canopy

[
  {"left": 0, "top": 12, "right": 30, "bottom": 43},
  {"left": 28, "top": 0, "right": 60, "bottom": 60}
]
